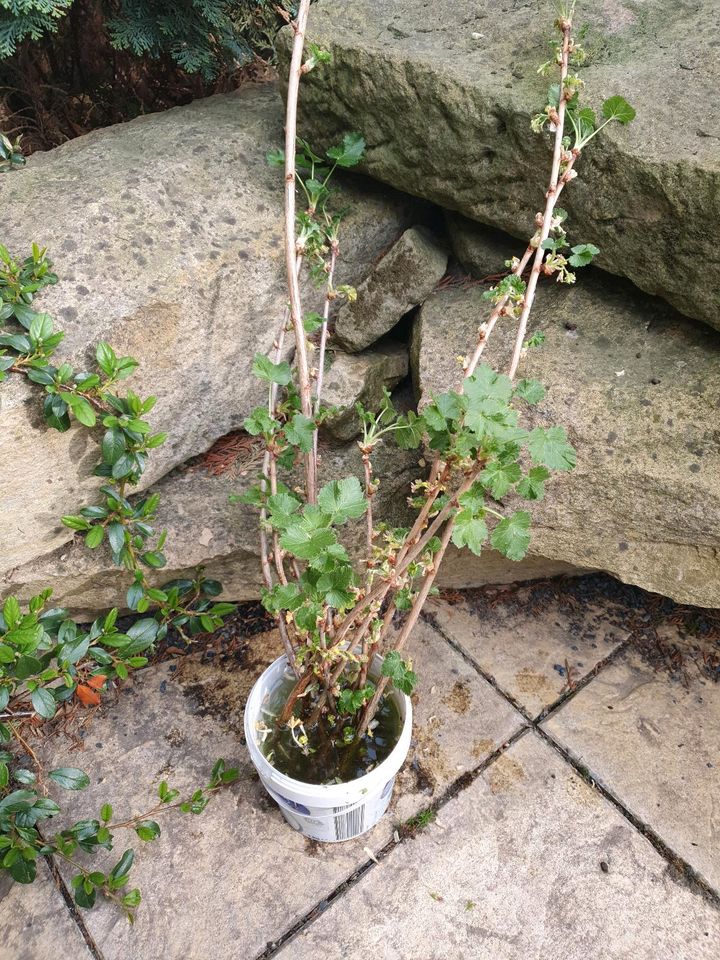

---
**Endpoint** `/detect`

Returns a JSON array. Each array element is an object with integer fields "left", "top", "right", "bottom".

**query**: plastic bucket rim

[{"left": 244, "top": 653, "right": 412, "bottom": 805}]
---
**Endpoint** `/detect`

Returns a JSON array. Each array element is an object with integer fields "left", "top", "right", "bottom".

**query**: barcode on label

[{"left": 333, "top": 803, "right": 365, "bottom": 841}]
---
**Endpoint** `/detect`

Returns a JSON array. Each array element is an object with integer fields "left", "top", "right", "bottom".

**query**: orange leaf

[
  {"left": 76, "top": 684, "right": 101, "bottom": 706},
  {"left": 86, "top": 674, "right": 107, "bottom": 690}
]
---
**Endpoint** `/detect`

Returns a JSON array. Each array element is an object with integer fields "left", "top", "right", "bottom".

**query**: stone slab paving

[
  {"left": 32, "top": 621, "right": 521, "bottom": 960},
  {"left": 544, "top": 642, "right": 720, "bottom": 891},
  {"left": 0, "top": 863, "right": 93, "bottom": 960},
  {"left": 426, "top": 579, "right": 630, "bottom": 717},
  {"left": 278, "top": 733, "right": 720, "bottom": 960}
]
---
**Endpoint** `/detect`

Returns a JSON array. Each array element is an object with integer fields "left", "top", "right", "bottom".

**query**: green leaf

[
  {"left": 252, "top": 353, "right": 292, "bottom": 386},
  {"left": 266, "top": 491, "right": 302, "bottom": 528},
  {"left": 141, "top": 551, "right": 166, "bottom": 569},
  {"left": 29, "top": 312, "right": 53, "bottom": 342},
  {"left": 101, "top": 803, "right": 113, "bottom": 822},
  {"left": 568, "top": 243, "right": 600, "bottom": 268},
  {"left": 102, "top": 428, "right": 126, "bottom": 465},
  {"left": 261, "top": 582, "right": 302, "bottom": 615},
  {"left": 60, "top": 392, "right": 96, "bottom": 427},
  {"left": 316, "top": 564, "right": 356, "bottom": 609},
  {"left": 49, "top": 767, "right": 90, "bottom": 790},
  {"left": 284, "top": 413, "right": 315, "bottom": 453},
  {"left": 514, "top": 379, "right": 546, "bottom": 405},
  {"left": 490, "top": 511, "right": 531, "bottom": 561},
  {"left": 59, "top": 634, "right": 90, "bottom": 665},
  {"left": 26, "top": 365, "right": 55, "bottom": 386},
  {"left": 61, "top": 515, "right": 91, "bottom": 531},
  {"left": 244, "top": 406, "right": 276, "bottom": 436},
  {"left": 479, "top": 460, "right": 521, "bottom": 499},
  {"left": 395, "top": 410, "right": 425, "bottom": 449},
  {"left": 0, "top": 789, "right": 36, "bottom": 814},
  {"left": 463, "top": 364, "right": 513, "bottom": 404},
  {"left": 96, "top": 341, "right": 117, "bottom": 376},
  {"left": 451, "top": 510, "right": 489, "bottom": 556},
  {"left": 266, "top": 148, "right": 285, "bottom": 167},
  {"left": 381, "top": 651, "right": 417, "bottom": 696},
  {"left": 111, "top": 452, "right": 136, "bottom": 480},
  {"left": 317, "top": 476, "right": 367, "bottom": 524},
  {"left": 74, "top": 882, "right": 96, "bottom": 908},
  {"left": 122, "top": 888, "right": 142, "bottom": 909},
  {"left": 337, "top": 683, "right": 375, "bottom": 715},
  {"left": 525, "top": 331, "right": 546, "bottom": 350},
  {"left": 527, "top": 426, "right": 576, "bottom": 471},
  {"left": 602, "top": 96, "right": 636, "bottom": 125},
  {"left": 517, "top": 466, "right": 551, "bottom": 501},
  {"left": 303, "top": 311, "right": 324, "bottom": 333},
  {"left": 573, "top": 105, "right": 597, "bottom": 140},
  {"left": 30, "top": 687, "right": 56, "bottom": 720},
  {"left": 326, "top": 132, "right": 365, "bottom": 167},
  {"left": 0, "top": 332, "right": 31, "bottom": 353},
  {"left": 279, "top": 522, "right": 335, "bottom": 561},
  {"left": 3, "top": 596, "right": 20, "bottom": 630},
  {"left": 107, "top": 522, "right": 126, "bottom": 555},
  {"left": 13, "top": 769, "right": 36, "bottom": 785},
  {"left": 135, "top": 820, "right": 161, "bottom": 842},
  {"left": 109, "top": 849, "right": 134, "bottom": 884},
  {"left": 9, "top": 856, "right": 36, "bottom": 884},
  {"left": 126, "top": 619, "right": 159, "bottom": 646},
  {"left": 85, "top": 526, "right": 105, "bottom": 549}
]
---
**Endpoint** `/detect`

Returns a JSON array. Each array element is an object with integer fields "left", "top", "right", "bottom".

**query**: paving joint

[
  {"left": 532, "top": 638, "right": 632, "bottom": 724},
  {"left": 44, "top": 849, "right": 106, "bottom": 960},
  {"left": 421, "top": 610, "right": 534, "bottom": 722},
  {"left": 254, "top": 725, "right": 530, "bottom": 959},
  {"left": 256, "top": 620, "right": 660, "bottom": 957},
  {"left": 425, "top": 612, "right": 720, "bottom": 909},
  {"left": 532, "top": 726, "right": 720, "bottom": 909}
]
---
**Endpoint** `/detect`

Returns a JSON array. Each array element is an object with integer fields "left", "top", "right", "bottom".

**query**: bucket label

[{"left": 332, "top": 803, "right": 365, "bottom": 841}]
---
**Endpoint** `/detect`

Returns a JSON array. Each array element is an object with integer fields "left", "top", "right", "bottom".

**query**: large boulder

[
  {"left": 3, "top": 433, "right": 579, "bottom": 616},
  {"left": 279, "top": 0, "right": 720, "bottom": 330},
  {"left": 0, "top": 84, "right": 419, "bottom": 577},
  {"left": 411, "top": 272, "right": 720, "bottom": 608},
  {"left": 2, "top": 438, "right": 421, "bottom": 615}
]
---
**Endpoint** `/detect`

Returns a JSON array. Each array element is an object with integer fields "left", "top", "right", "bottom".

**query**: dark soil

[{"left": 437, "top": 572, "right": 720, "bottom": 685}]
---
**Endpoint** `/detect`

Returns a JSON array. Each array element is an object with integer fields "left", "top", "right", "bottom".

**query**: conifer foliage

[{"left": 0, "top": 0, "right": 293, "bottom": 77}]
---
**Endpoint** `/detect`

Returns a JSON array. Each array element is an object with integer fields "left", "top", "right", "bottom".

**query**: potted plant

[{"left": 242, "top": 0, "right": 634, "bottom": 841}]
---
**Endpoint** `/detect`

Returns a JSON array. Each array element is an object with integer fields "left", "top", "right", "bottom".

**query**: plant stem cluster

[{"left": 240, "top": 0, "right": 634, "bottom": 762}]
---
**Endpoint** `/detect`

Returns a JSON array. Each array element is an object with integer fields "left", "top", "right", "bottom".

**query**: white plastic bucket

[{"left": 244, "top": 654, "right": 412, "bottom": 843}]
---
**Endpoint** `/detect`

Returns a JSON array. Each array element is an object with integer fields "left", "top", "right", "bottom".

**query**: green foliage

[
  {"left": 381, "top": 651, "right": 417, "bottom": 696},
  {"left": 337, "top": 683, "right": 374, "bottom": 714},
  {"left": 0, "top": 245, "right": 238, "bottom": 915},
  {"left": 490, "top": 510, "right": 531, "bottom": 561},
  {"left": 0, "top": 131, "right": 25, "bottom": 171},
  {"left": 568, "top": 243, "right": 599, "bottom": 268},
  {"left": 317, "top": 477, "right": 367, "bottom": 524},
  {"left": 0, "top": 0, "right": 73, "bottom": 59},
  {"left": 0, "top": 1, "right": 296, "bottom": 77},
  {"left": 0, "top": 737, "right": 237, "bottom": 917}
]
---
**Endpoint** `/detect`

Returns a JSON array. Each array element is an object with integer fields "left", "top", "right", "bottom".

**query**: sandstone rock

[
  {"left": 2, "top": 438, "right": 420, "bottom": 615},
  {"left": 444, "top": 212, "right": 517, "bottom": 279},
  {"left": 335, "top": 226, "right": 447, "bottom": 352},
  {"left": 321, "top": 341, "right": 408, "bottom": 440},
  {"left": 280, "top": 0, "right": 720, "bottom": 330},
  {"left": 411, "top": 273, "right": 720, "bottom": 608},
  {"left": 3, "top": 429, "right": 582, "bottom": 615},
  {"left": 0, "top": 84, "right": 418, "bottom": 576}
]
